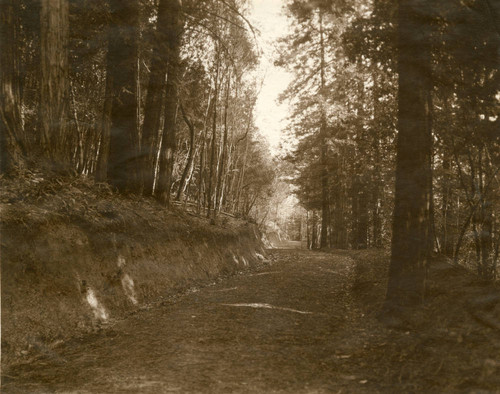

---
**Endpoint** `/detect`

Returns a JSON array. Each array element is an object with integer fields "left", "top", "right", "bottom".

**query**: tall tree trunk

[
  {"left": 371, "top": 71, "right": 383, "bottom": 247},
  {"left": 104, "top": 0, "right": 140, "bottom": 192},
  {"left": 372, "top": 149, "right": 383, "bottom": 247},
  {"left": 176, "top": 103, "right": 196, "bottom": 201},
  {"left": 353, "top": 174, "right": 369, "bottom": 249},
  {"left": 0, "top": 0, "right": 26, "bottom": 173},
  {"left": 357, "top": 79, "right": 369, "bottom": 249},
  {"left": 333, "top": 152, "right": 348, "bottom": 249},
  {"left": 319, "top": 10, "right": 330, "bottom": 248},
  {"left": 351, "top": 174, "right": 360, "bottom": 247},
  {"left": 198, "top": 111, "right": 209, "bottom": 214},
  {"left": 215, "top": 76, "right": 230, "bottom": 213},
  {"left": 95, "top": 61, "right": 113, "bottom": 182},
  {"left": 311, "top": 211, "right": 318, "bottom": 249},
  {"left": 306, "top": 211, "right": 311, "bottom": 249},
  {"left": 224, "top": 144, "right": 235, "bottom": 208},
  {"left": 234, "top": 135, "right": 249, "bottom": 215},
  {"left": 39, "top": 0, "right": 69, "bottom": 169},
  {"left": 206, "top": 49, "right": 220, "bottom": 219},
  {"left": 226, "top": 146, "right": 238, "bottom": 212},
  {"left": 69, "top": 83, "right": 84, "bottom": 172},
  {"left": 181, "top": 143, "right": 200, "bottom": 202},
  {"left": 141, "top": 0, "right": 179, "bottom": 195},
  {"left": 156, "top": 0, "right": 183, "bottom": 205},
  {"left": 477, "top": 147, "right": 494, "bottom": 279},
  {"left": 384, "top": 0, "right": 433, "bottom": 312},
  {"left": 441, "top": 155, "right": 452, "bottom": 256}
]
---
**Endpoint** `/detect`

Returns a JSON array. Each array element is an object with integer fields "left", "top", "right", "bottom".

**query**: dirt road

[{"left": 3, "top": 248, "right": 500, "bottom": 393}]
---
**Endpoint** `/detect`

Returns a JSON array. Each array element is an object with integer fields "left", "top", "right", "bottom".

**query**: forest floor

[{"left": 2, "top": 245, "right": 500, "bottom": 393}]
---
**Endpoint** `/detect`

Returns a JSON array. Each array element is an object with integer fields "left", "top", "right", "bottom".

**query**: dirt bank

[{"left": 1, "top": 173, "right": 266, "bottom": 368}]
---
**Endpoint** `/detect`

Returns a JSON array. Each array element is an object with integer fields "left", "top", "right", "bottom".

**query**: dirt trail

[{"left": 2, "top": 249, "right": 499, "bottom": 393}]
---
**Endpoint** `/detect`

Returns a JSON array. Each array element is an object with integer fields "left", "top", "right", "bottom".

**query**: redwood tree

[
  {"left": 39, "top": 0, "right": 69, "bottom": 168},
  {"left": 383, "top": 0, "right": 434, "bottom": 313},
  {"left": 155, "top": 0, "right": 183, "bottom": 205},
  {"left": 0, "top": 0, "right": 26, "bottom": 172},
  {"left": 102, "top": 0, "right": 140, "bottom": 192},
  {"left": 141, "top": 0, "right": 183, "bottom": 196}
]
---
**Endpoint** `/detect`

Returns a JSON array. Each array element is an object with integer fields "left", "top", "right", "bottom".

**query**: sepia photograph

[{"left": 1, "top": 0, "right": 500, "bottom": 392}]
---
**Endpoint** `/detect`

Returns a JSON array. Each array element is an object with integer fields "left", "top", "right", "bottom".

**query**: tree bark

[
  {"left": 156, "top": 0, "right": 183, "bottom": 205},
  {"left": 319, "top": 10, "right": 330, "bottom": 248},
  {"left": 0, "top": 0, "right": 26, "bottom": 173},
  {"left": 477, "top": 147, "right": 494, "bottom": 279},
  {"left": 95, "top": 59, "right": 113, "bottom": 182},
  {"left": 333, "top": 153, "right": 348, "bottom": 249},
  {"left": 141, "top": 0, "right": 180, "bottom": 195},
  {"left": 441, "top": 155, "right": 452, "bottom": 256},
  {"left": 311, "top": 211, "right": 318, "bottom": 249},
  {"left": 371, "top": 71, "right": 383, "bottom": 247},
  {"left": 207, "top": 49, "right": 220, "bottom": 219},
  {"left": 39, "top": 0, "right": 69, "bottom": 168},
  {"left": 104, "top": 0, "right": 140, "bottom": 192},
  {"left": 384, "top": 0, "right": 433, "bottom": 312},
  {"left": 176, "top": 103, "right": 196, "bottom": 201},
  {"left": 353, "top": 174, "right": 369, "bottom": 249},
  {"left": 234, "top": 134, "right": 249, "bottom": 215},
  {"left": 215, "top": 76, "right": 230, "bottom": 213},
  {"left": 306, "top": 211, "right": 311, "bottom": 249},
  {"left": 198, "top": 105, "right": 210, "bottom": 214}
]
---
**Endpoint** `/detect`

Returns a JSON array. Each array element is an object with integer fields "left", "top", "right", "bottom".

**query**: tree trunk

[
  {"left": 354, "top": 175, "right": 369, "bottom": 249},
  {"left": 0, "top": 0, "right": 26, "bottom": 173},
  {"left": 319, "top": 10, "right": 330, "bottom": 248},
  {"left": 181, "top": 143, "right": 199, "bottom": 202},
  {"left": 154, "top": 0, "right": 183, "bottom": 204},
  {"left": 141, "top": 0, "right": 179, "bottom": 195},
  {"left": 372, "top": 164, "right": 383, "bottom": 247},
  {"left": 215, "top": 76, "right": 230, "bottom": 213},
  {"left": 477, "top": 148, "right": 494, "bottom": 279},
  {"left": 104, "top": 0, "right": 140, "bottom": 192},
  {"left": 95, "top": 60, "right": 113, "bottom": 182},
  {"left": 441, "top": 155, "right": 452, "bottom": 256},
  {"left": 206, "top": 49, "right": 220, "bottom": 219},
  {"left": 384, "top": 0, "right": 433, "bottom": 312},
  {"left": 311, "top": 211, "right": 318, "bottom": 249},
  {"left": 39, "top": 0, "right": 69, "bottom": 169},
  {"left": 371, "top": 72, "right": 383, "bottom": 247},
  {"left": 198, "top": 115, "right": 208, "bottom": 214},
  {"left": 333, "top": 153, "right": 348, "bottom": 249},
  {"left": 176, "top": 104, "right": 196, "bottom": 201},
  {"left": 306, "top": 211, "right": 311, "bottom": 249},
  {"left": 480, "top": 197, "right": 494, "bottom": 279},
  {"left": 234, "top": 135, "right": 249, "bottom": 215}
]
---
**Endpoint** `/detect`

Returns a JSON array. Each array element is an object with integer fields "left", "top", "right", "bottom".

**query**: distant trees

[
  {"left": 0, "top": 0, "right": 276, "bottom": 219},
  {"left": 436, "top": 0, "right": 500, "bottom": 280},
  {"left": 280, "top": 0, "right": 499, "bottom": 298},
  {"left": 278, "top": 1, "right": 335, "bottom": 248},
  {"left": 279, "top": 0, "right": 392, "bottom": 251}
]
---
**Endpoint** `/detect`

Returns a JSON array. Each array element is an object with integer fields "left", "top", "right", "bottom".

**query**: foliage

[
  {"left": 0, "top": 0, "right": 276, "bottom": 222},
  {"left": 278, "top": 0, "right": 500, "bottom": 283}
]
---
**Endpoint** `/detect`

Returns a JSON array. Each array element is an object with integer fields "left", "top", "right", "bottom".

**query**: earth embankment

[{"left": 1, "top": 174, "right": 265, "bottom": 368}]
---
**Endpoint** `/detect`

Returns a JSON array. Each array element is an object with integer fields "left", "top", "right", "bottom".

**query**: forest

[{"left": 1, "top": 0, "right": 499, "bottom": 317}]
